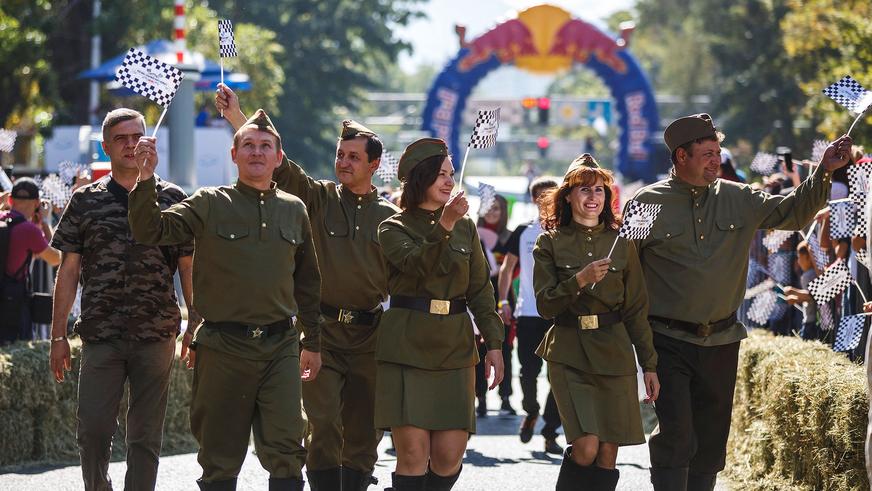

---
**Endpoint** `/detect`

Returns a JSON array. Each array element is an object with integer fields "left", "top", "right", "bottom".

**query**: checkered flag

[
  {"left": 218, "top": 19, "right": 238, "bottom": 58},
  {"left": 811, "top": 140, "right": 828, "bottom": 164},
  {"left": 40, "top": 174, "right": 73, "bottom": 209},
  {"left": 806, "top": 230, "right": 830, "bottom": 272},
  {"left": 828, "top": 199, "right": 856, "bottom": 239},
  {"left": 747, "top": 289, "right": 778, "bottom": 325},
  {"left": 823, "top": 76, "right": 872, "bottom": 114},
  {"left": 848, "top": 163, "right": 872, "bottom": 235},
  {"left": 469, "top": 108, "right": 500, "bottom": 149},
  {"left": 750, "top": 152, "right": 778, "bottom": 176},
  {"left": 477, "top": 182, "right": 497, "bottom": 217},
  {"left": 375, "top": 151, "right": 398, "bottom": 183},
  {"left": 762, "top": 229, "right": 794, "bottom": 254},
  {"left": 807, "top": 259, "right": 852, "bottom": 305},
  {"left": 0, "top": 129, "right": 16, "bottom": 153},
  {"left": 745, "top": 278, "right": 776, "bottom": 300},
  {"left": 58, "top": 161, "right": 89, "bottom": 185},
  {"left": 819, "top": 301, "right": 835, "bottom": 331},
  {"left": 834, "top": 314, "right": 866, "bottom": 352},
  {"left": 618, "top": 200, "right": 661, "bottom": 240},
  {"left": 115, "top": 48, "right": 184, "bottom": 108},
  {"left": 857, "top": 248, "right": 872, "bottom": 271}
]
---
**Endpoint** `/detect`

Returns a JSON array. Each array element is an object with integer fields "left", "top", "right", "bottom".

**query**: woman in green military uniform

[
  {"left": 534, "top": 154, "right": 660, "bottom": 491},
  {"left": 376, "top": 138, "right": 505, "bottom": 491}
]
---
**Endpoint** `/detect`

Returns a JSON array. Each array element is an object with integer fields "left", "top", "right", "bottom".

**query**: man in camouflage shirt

[{"left": 49, "top": 108, "right": 195, "bottom": 491}]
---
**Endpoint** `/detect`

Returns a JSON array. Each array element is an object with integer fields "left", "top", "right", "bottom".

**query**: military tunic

[
  {"left": 533, "top": 221, "right": 656, "bottom": 444},
  {"left": 271, "top": 154, "right": 398, "bottom": 474},
  {"left": 128, "top": 177, "right": 321, "bottom": 482},
  {"left": 635, "top": 165, "right": 831, "bottom": 474},
  {"left": 375, "top": 208, "right": 504, "bottom": 432}
]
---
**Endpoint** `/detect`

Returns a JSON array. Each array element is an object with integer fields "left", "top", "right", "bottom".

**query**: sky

[{"left": 395, "top": 0, "right": 637, "bottom": 74}]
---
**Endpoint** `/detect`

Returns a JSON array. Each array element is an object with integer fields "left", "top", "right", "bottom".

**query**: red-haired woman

[{"left": 533, "top": 154, "right": 659, "bottom": 490}]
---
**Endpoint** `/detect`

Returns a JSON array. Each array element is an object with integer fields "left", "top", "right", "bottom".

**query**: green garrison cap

[
  {"left": 238, "top": 108, "right": 282, "bottom": 146},
  {"left": 664, "top": 113, "right": 718, "bottom": 153},
  {"left": 340, "top": 119, "right": 377, "bottom": 139},
  {"left": 564, "top": 153, "right": 600, "bottom": 177},
  {"left": 398, "top": 138, "right": 448, "bottom": 181}
]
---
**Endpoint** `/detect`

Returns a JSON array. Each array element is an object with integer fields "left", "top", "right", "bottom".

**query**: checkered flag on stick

[
  {"left": 762, "top": 229, "right": 794, "bottom": 254},
  {"left": 848, "top": 163, "right": 872, "bottom": 235},
  {"left": 747, "top": 288, "right": 778, "bottom": 326},
  {"left": 834, "top": 314, "right": 866, "bottom": 352},
  {"left": 750, "top": 152, "right": 778, "bottom": 176},
  {"left": 218, "top": 20, "right": 237, "bottom": 58},
  {"left": 0, "top": 129, "right": 16, "bottom": 153},
  {"left": 116, "top": 48, "right": 184, "bottom": 108},
  {"left": 477, "top": 182, "right": 496, "bottom": 217},
  {"left": 819, "top": 301, "right": 835, "bottom": 331},
  {"left": 375, "top": 151, "right": 398, "bottom": 183},
  {"left": 823, "top": 76, "right": 872, "bottom": 136},
  {"left": 40, "top": 174, "right": 73, "bottom": 209},
  {"left": 806, "top": 228, "right": 830, "bottom": 272},
  {"left": 807, "top": 259, "right": 852, "bottom": 305},
  {"left": 457, "top": 107, "right": 500, "bottom": 191},
  {"left": 828, "top": 199, "right": 856, "bottom": 239}
]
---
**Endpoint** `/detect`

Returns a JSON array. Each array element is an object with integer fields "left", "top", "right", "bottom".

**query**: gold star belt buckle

[
  {"left": 578, "top": 315, "right": 599, "bottom": 330},
  {"left": 429, "top": 299, "right": 451, "bottom": 315},
  {"left": 250, "top": 327, "right": 264, "bottom": 339},
  {"left": 338, "top": 309, "right": 355, "bottom": 324}
]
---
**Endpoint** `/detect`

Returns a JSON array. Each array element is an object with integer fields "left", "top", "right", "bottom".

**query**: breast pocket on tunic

[
  {"left": 323, "top": 206, "right": 349, "bottom": 239},
  {"left": 440, "top": 240, "right": 472, "bottom": 277},
  {"left": 216, "top": 223, "right": 250, "bottom": 242}
]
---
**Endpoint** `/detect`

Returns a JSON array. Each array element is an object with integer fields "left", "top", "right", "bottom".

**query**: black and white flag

[
  {"left": 747, "top": 289, "right": 778, "bottom": 325},
  {"left": 857, "top": 248, "right": 872, "bottom": 271},
  {"left": 477, "top": 182, "right": 496, "bottom": 217},
  {"left": 762, "top": 229, "right": 794, "bottom": 254},
  {"left": 0, "top": 129, "right": 16, "bottom": 153},
  {"left": 834, "top": 314, "right": 866, "bottom": 352},
  {"left": 807, "top": 259, "right": 852, "bottom": 305},
  {"left": 469, "top": 108, "right": 500, "bottom": 149},
  {"left": 218, "top": 19, "right": 238, "bottom": 58},
  {"left": 819, "top": 301, "right": 835, "bottom": 331},
  {"left": 40, "top": 174, "right": 73, "bottom": 209},
  {"left": 618, "top": 200, "right": 662, "bottom": 240},
  {"left": 115, "top": 48, "right": 184, "bottom": 108},
  {"left": 823, "top": 76, "right": 872, "bottom": 114},
  {"left": 806, "top": 230, "right": 829, "bottom": 272},
  {"left": 375, "top": 151, "right": 398, "bottom": 183},
  {"left": 58, "top": 161, "right": 89, "bottom": 185},
  {"left": 828, "top": 198, "right": 856, "bottom": 239},
  {"left": 848, "top": 163, "right": 872, "bottom": 235},
  {"left": 745, "top": 278, "right": 776, "bottom": 300},
  {"left": 750, "top": 152, "right": 778, "bottom": 176},
  {"left": 811, "top": 139, "right": 828, "bottom": 164}
]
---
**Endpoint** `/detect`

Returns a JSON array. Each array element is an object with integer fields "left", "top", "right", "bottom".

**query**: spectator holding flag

[
  {"left": 635, "top": 113, "right": 852, "bottom": 490},
  {"left": 783, "top": 241, "right": 821, "bottom": 340},
  {"left": 533, "top": 154, "right": 659, "bottom": 491}
]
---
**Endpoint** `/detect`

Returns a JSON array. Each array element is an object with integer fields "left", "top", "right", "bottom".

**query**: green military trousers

[
  {"left": 302, "top": 348, "right": 380, "bottom": 472},
  {"left": 191, "top": 344, "right": 306, "bottom": 482}
]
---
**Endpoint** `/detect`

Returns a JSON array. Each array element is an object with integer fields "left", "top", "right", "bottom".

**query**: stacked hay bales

[{"left": 727, "top": 331, "right": 868, "bottom": 490}]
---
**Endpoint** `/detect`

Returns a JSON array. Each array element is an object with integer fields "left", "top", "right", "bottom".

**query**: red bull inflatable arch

[{"left": 421, "top": 4, "right": 663, "bottom": 183}]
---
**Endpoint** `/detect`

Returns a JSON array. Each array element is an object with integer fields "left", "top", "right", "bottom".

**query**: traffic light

[
  {"left": 521, "top": 97, "right": 537, "bottom": 125},
  {"left": 537, "top": 136, "right": 550, "bottom": 158},
  {"left": 537, "top": 97, "right": 550, "bottom": 126}
]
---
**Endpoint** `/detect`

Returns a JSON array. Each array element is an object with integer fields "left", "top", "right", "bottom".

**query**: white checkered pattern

[
  {"left": 857, "top": 248, "right": 872, "bottom": 271},
  {"left": 819, "top": 301, "right": 835, "bottom": 331},
  {"left": 848, "top": 163, "right": 872, "bottom": 235},
  {"left": 744, "top": 278, "right": 776, "bottom": 300},
  {"left": 0, "top": 129, "right": 16, "bottom": 153},
  {"left": 828, "top": 199, "right": 856, "bottom": 239},
  {"left": 618, "top": 200, "right": 661, "bottom": 240},
  {"left": 811, "top": 139, "right": 828, "bottom": 164},
  {"left": 762, "top": 229, "right": 794, "bottom": 254},
  {"left": 806, "top": 230, "right": 830, "bottom": 272},
  {"left": 807, "top": 259, "right": 852, "bottom": 306},
  {"left": 115, "top": 48, "right": 184, "bottom": 108},
  {"left": 747, "top": 289, "right": 778, "bottom": 326},
  {"left": 750, "top": 152, "right": 778, "bottom": 176},
  {"left": 469, "top": 108, "right": 500, "bottom": 149},
  {"left": 823, "top": 75, "right": 872, "bottom": 114},
  {"left": 58, "top": 161, "right": 89, "bottom": 185},
  {"left": 375, "top": 151, "right": 398, "bottom": 183},
  {"left": 218, "top": 19, "right": 238, "bottom": 58},
  {"left": 40, "top": 174, "right": 73, "bottom": 209},
  {"left": 477, "top": 182, "right": 496, "bottom": 217},
  {"left": 834, "top": 314, "right": 866, "bottom": 352}
]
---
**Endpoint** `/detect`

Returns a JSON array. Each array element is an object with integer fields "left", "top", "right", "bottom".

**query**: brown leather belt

[
  {"left": 320, "top": 303, "right": 381, "bottom": 326},
  {"left": 649, "top": 313, "right": 737, "bottom": 337},
  {"left": 203, "top": 318, "right": 291, "bottom": 340},
  {"left": 555, "top": 311, "right": 622, "bottom": 330},
  {"left": 390, "top": 295, "right": 467, "bottom": 315}
]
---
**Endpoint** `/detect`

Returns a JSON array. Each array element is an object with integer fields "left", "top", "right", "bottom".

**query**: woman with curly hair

[{"left": 533, "top": 153, "right": 659, "bottom": 490}]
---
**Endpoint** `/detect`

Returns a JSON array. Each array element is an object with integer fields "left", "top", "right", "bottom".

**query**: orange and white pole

[{"left": 174, "top": 0, "right": 185, "bottom": 64}]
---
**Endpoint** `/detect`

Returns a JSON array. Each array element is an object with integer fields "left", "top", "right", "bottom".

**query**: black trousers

[
  {"left": 648, "top": 333, "right": 740, "bottom": 474},
  {"left": 517, "top": 316, "right": 561, "bottom": 439}
]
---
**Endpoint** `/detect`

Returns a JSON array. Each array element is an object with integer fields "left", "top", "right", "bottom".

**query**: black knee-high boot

[
  {"left": 555, "top": 446, "right": 596, "bottom": 491},
  {"left": 590, "top": 466, "right": 620, "bottom": 491},
  {"left": 386, "top": 472, "right": 427, "bottom": 491},
  {"left": 425, "top": 464, "right": 461, "bottom": 490}
]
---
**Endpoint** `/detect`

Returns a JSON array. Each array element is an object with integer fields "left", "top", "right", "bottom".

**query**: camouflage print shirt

[{"left": 51, "top": 175, "right": 194, "bottom": 342}]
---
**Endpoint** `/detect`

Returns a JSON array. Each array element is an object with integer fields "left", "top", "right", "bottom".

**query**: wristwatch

[{"left": 51, "top": 335, "right": 67, "bottom": 343}]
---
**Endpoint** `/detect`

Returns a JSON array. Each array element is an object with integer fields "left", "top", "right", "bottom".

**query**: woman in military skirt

[
  {"left": 376, "top": 138, "right": 505, "bottom": 491},
  {"left": 533, "top": 154, "right": 659, "bottom": 490}
]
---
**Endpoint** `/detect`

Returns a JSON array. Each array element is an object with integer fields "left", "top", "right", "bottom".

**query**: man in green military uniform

[
  {"left": 216, "top": 85, "right": 399, "bottom": 490},
  {"left": 128, "top": 109, "right": 323, "bottom": 491},
  {"left": 633, "top": 113, "right": 853, "bottom": 491}
]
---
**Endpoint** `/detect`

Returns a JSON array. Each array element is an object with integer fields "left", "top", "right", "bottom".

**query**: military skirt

[
  {"left": 547, "top": 361, "right": 644, "bottom": 445},
  {"left": 374, "top": 361, "right": 476, "bottom": 433}
]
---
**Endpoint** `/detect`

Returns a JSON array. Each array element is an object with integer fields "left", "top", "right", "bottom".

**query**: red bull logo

[
  {"left": 548, "top": 19, "right": 627, "bottom": 74},
  {"left": 458, "top": 19, "right": 537, "bottom": 72}
]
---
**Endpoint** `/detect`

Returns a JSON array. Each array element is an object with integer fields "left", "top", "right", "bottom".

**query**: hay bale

[{"left": 727, "top": 331, "right": 869, "bottom": 490}]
